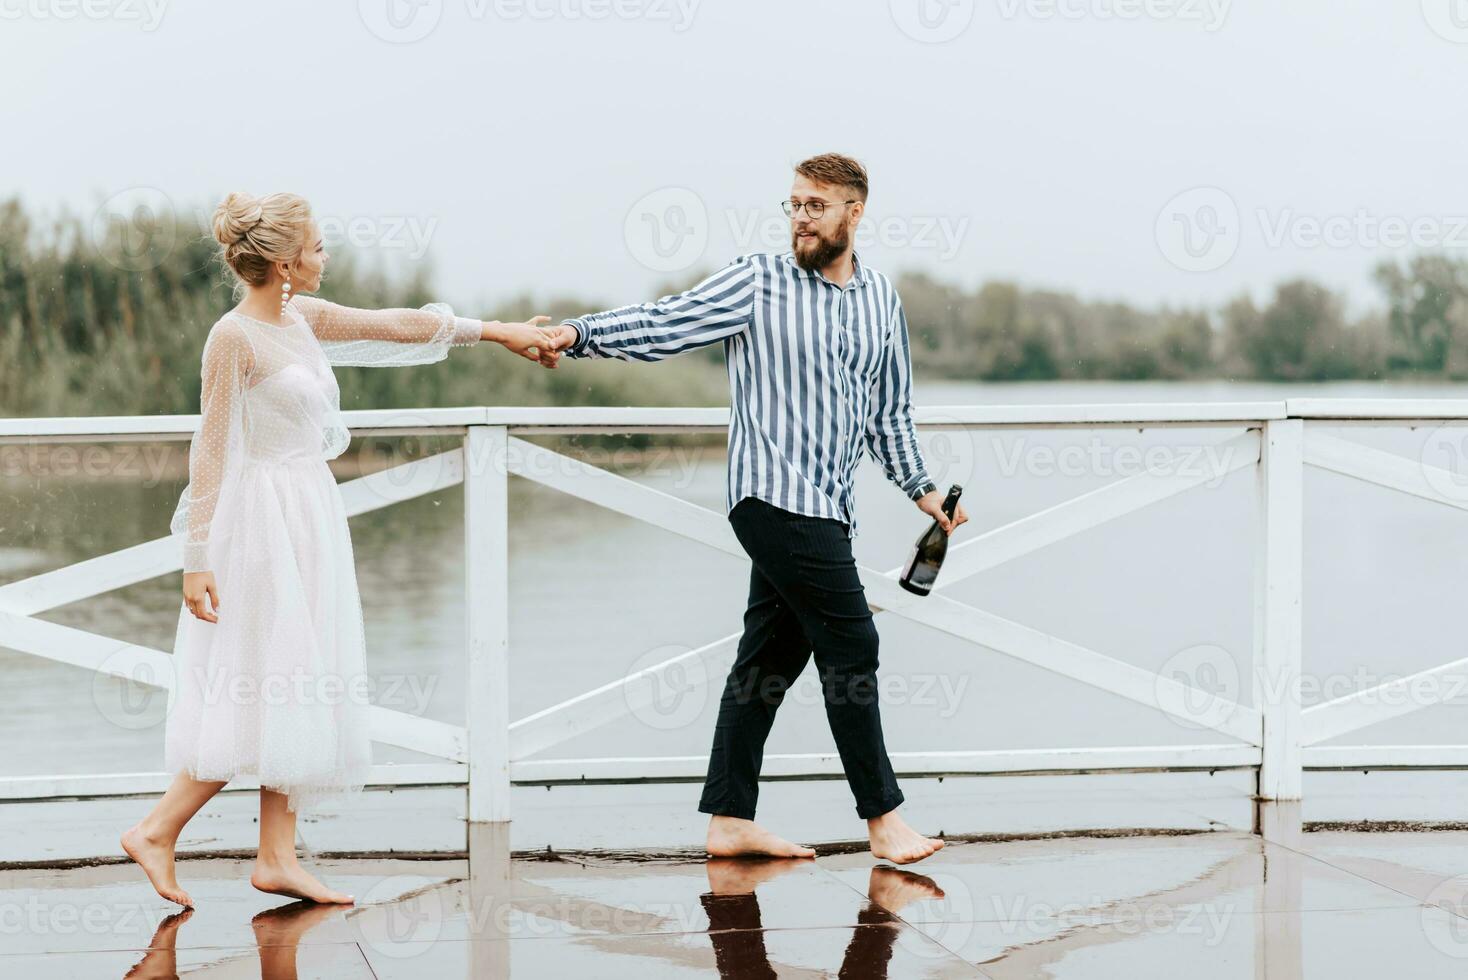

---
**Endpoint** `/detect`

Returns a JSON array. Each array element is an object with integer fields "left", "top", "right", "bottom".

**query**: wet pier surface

[{"left": 7, "top": 827, "right": 1468, "bottom": 977}]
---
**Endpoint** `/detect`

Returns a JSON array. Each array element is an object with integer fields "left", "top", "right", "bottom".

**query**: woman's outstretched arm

[{"left": 292, "top": 295, "right": 552, "bottom": 366}]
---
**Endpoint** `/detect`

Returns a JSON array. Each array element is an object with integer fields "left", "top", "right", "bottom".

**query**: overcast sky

[{"left": 2, "top": 0, "right": 1464, "bottom": 316}]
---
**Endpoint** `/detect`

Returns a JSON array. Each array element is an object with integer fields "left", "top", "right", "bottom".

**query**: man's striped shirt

[{"left": 564, "top": 251, "right": 933, "bottom": 536}]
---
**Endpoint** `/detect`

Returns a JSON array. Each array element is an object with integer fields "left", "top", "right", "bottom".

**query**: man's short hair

[{"left": 794, "top": 153, "right": 869, "bottom": 203}]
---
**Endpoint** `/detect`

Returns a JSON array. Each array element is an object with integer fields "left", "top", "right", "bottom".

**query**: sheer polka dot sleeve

[
  {"left": 170, "top": 319, "right": 254, "bottom": 574},
  {"left": 291, "top": 295, "right": 482, "bottom": 367}
]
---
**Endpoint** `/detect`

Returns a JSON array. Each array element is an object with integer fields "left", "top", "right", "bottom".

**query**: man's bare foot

[
  {"left": 121, "top": 825, "right": 192, "bottom": 907},
  {"left": 867, "top": 810, "right": 944, "bottom": 865},
  {"left": 705, "top": 857, "right": 809, "bottom": 895},
  {"left": 867, "top": 865, "right": 946, "bottom": 913},
  {"left": 706, "top": 816, "right": 816, "bottom": 858},
  {"left": 250, "top": 861, "right": 354, "bottom": 904}
]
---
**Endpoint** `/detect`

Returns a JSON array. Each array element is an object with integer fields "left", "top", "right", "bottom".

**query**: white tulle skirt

[{"left": 165, "top": 456, "right": 372, "bottom": 812}]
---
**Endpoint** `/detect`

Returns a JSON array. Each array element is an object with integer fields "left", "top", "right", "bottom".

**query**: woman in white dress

[{"left": 120, "top": 192, "right": 553, "bottom": 907}]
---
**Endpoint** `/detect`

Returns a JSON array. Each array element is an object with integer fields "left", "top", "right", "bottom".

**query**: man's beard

[{"left": 792, "top": 223, "right": 851, "bottom": 272}]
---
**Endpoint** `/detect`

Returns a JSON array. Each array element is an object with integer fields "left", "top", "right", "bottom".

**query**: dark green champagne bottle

[{"left": 898, "top": 484, "right": 963, "bottom": 596}]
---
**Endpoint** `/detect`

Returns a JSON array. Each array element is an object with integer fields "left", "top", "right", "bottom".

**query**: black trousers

[{"left": 698, "top": 496, "right": 904, "bottom": 820}]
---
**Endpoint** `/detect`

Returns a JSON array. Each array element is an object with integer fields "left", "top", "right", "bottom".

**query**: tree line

[{"left": 3, "top": 197, "right": 1467, "bottom": 420}]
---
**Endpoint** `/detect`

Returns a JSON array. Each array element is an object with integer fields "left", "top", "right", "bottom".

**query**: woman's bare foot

[
  {"left": 705, "top": 857, "right": 809, "bottom": 895},
  {"left": 867, "top": 810, "right": 944, "bottom": 865},
  {"left": 121, "top": 825, "right": 193, "bottom": 907},
  {"left": 250, "top": 860, "right": 354, "bottom": 904},
  {"left": 706, "top": 816, "right": 816, "bottom": 858},
  {"left": 867, "top": 865, "right": 946, "bottom": 913}
]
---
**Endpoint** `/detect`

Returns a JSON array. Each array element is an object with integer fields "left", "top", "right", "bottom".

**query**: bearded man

[{"left": 537, "top": 153, "right": 968, "bottom": 864}]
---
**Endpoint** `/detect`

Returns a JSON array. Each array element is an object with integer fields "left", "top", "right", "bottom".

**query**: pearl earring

[{"left": 280, "top": 274, "right": 291, "bottom": 316}]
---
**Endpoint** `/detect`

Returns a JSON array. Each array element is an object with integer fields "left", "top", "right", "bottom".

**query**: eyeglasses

[{"left": 781, "top": 199, "right": 857, "bottom": 219}]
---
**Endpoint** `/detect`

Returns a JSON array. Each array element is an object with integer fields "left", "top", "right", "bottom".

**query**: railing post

[
  {"left": 1254, "top": 418, "right": 1304, "bottom": 819},
  {"left": 464, "top": 423, "right": 511, "bottom": 823}
]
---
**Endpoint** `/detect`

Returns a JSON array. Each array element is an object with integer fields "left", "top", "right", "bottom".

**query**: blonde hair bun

[{"left": 211, "top": 192, "right": 313, "bottom": 288}]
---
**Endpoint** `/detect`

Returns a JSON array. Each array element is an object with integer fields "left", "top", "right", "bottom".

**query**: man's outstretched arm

[{"left": 539, "top": 256, "right": 756, "bottom": 366}]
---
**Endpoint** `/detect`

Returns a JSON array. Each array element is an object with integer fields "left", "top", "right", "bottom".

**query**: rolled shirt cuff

[
  {"left": 451, "top": 316, "right": 483, "bottom": 347},
  {"left": 563, "top": 318, "right": 591, "bottom": 357},
  {"left": 904, "top": 474, "right": 937, "bottom": 500}
]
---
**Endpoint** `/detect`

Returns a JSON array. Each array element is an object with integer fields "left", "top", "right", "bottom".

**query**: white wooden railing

[{"left": 2, "top": 401, "right": 1467, "bottom": 839}]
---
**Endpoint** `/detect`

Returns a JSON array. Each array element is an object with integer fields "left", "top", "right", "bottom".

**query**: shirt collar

[{"left": 781, "top": 250, "right": 873, "bottom": 289}]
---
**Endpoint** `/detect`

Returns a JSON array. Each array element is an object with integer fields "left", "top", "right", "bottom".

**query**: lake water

[{"left": 6, "top": 379, "right": 1468, "bottom": 831}]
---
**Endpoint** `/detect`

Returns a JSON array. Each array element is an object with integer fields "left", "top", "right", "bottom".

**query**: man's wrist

[
  {"left": 561, "top": 320, "right": 586, "bottom": 355},
  {"left": 910, "top": 480, "right": 938, "bottom": 501}
]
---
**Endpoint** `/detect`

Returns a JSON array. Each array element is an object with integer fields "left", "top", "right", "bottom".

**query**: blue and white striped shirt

[{"left": 565, "top": 251, "right": 933, "bottom": 536}]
